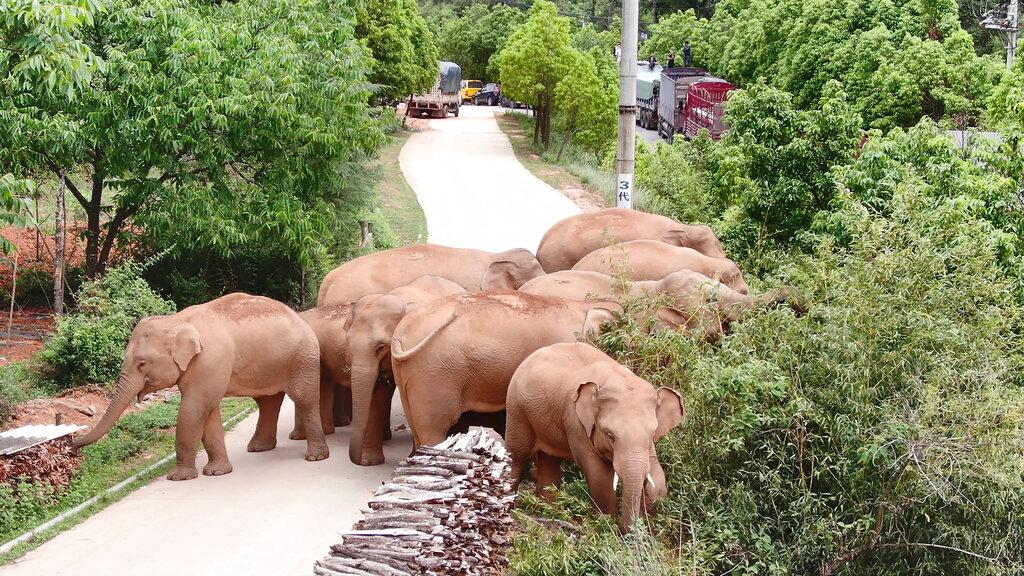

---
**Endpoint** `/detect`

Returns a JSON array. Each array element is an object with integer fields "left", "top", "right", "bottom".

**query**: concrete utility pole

[
  {"left": 1009, "top": 0, "right": 1019, "bottom": 69},
  {"left": 616, "top": 0, "right": 639, "bottom": 208}
]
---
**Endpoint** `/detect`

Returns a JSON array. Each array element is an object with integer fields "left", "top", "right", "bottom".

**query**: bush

[
  {"left": 513, "top": 188, "right": 1024, "bottom": 574},
  {"left": 38, "top": 263, "right": 175, "bottom": 390}
]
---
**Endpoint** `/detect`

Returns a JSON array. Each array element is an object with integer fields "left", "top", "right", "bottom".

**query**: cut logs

[{"left": 311, "top": 427, "right": 517, "bottom": 576}]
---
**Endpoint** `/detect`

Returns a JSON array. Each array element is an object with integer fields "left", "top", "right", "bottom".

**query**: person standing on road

[
  {"left": 683, "top": 40, "right": 692, "bottom": 67},
  {"left": 667, "top": 49, "right": 676, "bottom": 68}
]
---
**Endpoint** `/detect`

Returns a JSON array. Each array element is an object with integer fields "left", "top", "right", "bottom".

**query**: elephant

[
  {"left": 73, "top": 293, "right": 328, "bottom": 481},
  {"left": 521, "top": 269, "right": 781, "bottom": 338},
  {"left": 536, "top": 208, "right": 725, "bottom": 272},
  {"left": 572, "top": 239, "right": 750, "bottom": 295},
  {"left": 505, "top": 342, "right": 685, "bottom": 531},
  {"left": 347, "top": 275, "right": 466, "bottom": 466},
  {"left": 295, "top": 303, "right": 355, "bottom": 437},
  {"left": 390, "top": 291, "right": 620, "bottom": 451},
  {"left": 317, "top": 244, "right": 545, "bottom": 305}
]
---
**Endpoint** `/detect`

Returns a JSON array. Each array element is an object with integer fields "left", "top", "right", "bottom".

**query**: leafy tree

[
  {"left": 639, "top": 9, "right": 710, "bottom": 64},
  {"left": 570, "top": 22, "right": 618, "bottom": 55},
  {"left": 554, "top": 49, "right": 618, "bottom": 159},
  {"left": 437, "top": 3, "right": 525, "bottom": 82},
  {"left": 356, "top": 0, "right": 439, "bottom": 101},
  {"left": 498, "top": 0, "right": 575, "bottom": 149},
  {"left": 0, "top": 0, "right": 384, "bottom": 278}
]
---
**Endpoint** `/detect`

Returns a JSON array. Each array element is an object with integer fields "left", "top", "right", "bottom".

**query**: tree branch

[{"left": 47, "top": 162, "right": 89, "bottom": 208}]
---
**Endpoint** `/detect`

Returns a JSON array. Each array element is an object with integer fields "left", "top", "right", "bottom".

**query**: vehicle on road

[
  {"left": 408, "top": 61, "right": 462, "bottom": 119},
  {"left": 474, "top": 83, "right": 502, "bottom": 106},
  {"left": 636, "top": 62, "right": 663, "bottom": 130},
  {"left": 460, "top": 80, "right": 483, "bottom": 102},
  {"left": 656, "top": 67, "right": 735, "bottom": 142}
]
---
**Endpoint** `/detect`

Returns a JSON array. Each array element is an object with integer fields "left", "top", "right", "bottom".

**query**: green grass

[
  {"left": 495, "top": 112, "right": 614, "bottom": 207},
  {"left": 0, "top": 396, "right": 254, "bottom": 564},
  {"left": 375, "top": 129, "right": 427, "bottom": 246}
]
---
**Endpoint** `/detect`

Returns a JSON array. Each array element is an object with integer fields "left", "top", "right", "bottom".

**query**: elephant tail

[{"left": 391, "top": 311, "right": 458, "bottom": 361}]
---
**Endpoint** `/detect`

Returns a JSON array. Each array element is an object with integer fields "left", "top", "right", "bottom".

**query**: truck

[
  {"left": 407, "top": 61, "right": 462, "bottom": 119},
  {"left": 656, "top": 67, "right": 735, "bottom": 142},
  {"left": 636, "top": 63, "right": 663, "bottom": 130}
]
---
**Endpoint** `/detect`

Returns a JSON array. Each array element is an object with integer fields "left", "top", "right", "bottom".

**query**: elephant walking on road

[
  {"left": 536, "top": 208, "right": 726, "bottom": 272},
  {"left": 390, "top": 291, "right": 619, "bottom": 450},
  {"left": 73, "top": 293, "right": 327, "bottom": 481},
  {"left": 506, "top": 343, "right": 685, "bottom": 530},
  {"left": 347, "top": 276, "right": 466, "bottom": 466}
]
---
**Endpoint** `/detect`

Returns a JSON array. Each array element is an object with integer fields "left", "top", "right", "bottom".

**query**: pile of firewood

[
  {"left": 312, "top": 427, "right": 517, "bottom": 576},
  {"left": 0, "top": 436, "right": 81, "bottom": 490}
]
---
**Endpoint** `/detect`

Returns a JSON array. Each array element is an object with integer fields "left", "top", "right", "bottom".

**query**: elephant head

[
  {"left": 660, "top": 225, "right": 726, "bottom": 259},
  {"left": 573, "top": 378, "right": 684, "bottom": 531},
  {"left": 481, "top": 249, "right": 546, "bottom": 290},
  {"left": 347, "top": 293, "right": 407, "bottom": 466},
  {"left": 74, "top": 317, "right": 202, "bottom": 448}
]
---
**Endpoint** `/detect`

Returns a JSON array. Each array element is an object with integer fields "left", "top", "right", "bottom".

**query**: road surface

[
  {"left": 1, "top": 104, "right": 579, "bottom": 576},
  {"left": 402, "top": 105, "right": 580, "bottom": 252}
]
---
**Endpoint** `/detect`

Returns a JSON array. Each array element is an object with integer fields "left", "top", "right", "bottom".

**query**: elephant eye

[
  {"left": 604, "top": 430, "right": 614, "bottom": 440},
  {"left": 138, "top": 360, "right": 146, "bottom": 367}
]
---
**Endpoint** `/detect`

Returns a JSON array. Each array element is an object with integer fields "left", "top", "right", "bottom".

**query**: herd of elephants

[{"left": 70, "top": 208, "right": 798, "bottom": 530}]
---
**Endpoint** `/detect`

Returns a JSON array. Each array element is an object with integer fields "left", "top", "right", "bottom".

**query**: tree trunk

[{"left": 53, "top": 175, "right": 66, "bottom": 315}]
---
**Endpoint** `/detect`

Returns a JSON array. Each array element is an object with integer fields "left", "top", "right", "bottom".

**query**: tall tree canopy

[
  {"left": 357, "top": 0, "right": 439, "bottom": 100},
  {"left": 0, "top": 0, "right": 384, "bottom": 276},
  {"left": 437, "top": 3, "right": 525, "bottom": 81}
]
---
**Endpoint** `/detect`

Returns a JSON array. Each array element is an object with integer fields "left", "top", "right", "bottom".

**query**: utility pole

[
  {"left": 1009, "top": 0, "right": 1019, "bottom": 69},
  {"left": 981, "top": 0, "right": 1019, "bottom": 70},
  {"left": 616, "top": 0, "right": 638, "bottom": 208}
]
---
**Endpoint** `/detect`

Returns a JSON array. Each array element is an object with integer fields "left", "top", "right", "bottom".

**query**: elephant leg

[
  {"left": 381, "top": 380, "right": 394, "bottom": 442},
  {"left": 356, "top": 380, "right": 395, "bottom": 466},
  {"left": 576, "top": 453, "right": 616, "bottom": 517},
  {"left": 533, "top": 452, "right": 563, "bottom": 501},
  {"left": 332, "top": 381, "right": 352, "bottom": 428},
  {"left": 404, "top": 383, "right": 462, "bottom": 449},
  {"left": 287, "top": 361, "right": 330, "bottom": 462},
  {"left": 168, "top": 394, "right": 214, "bottom": 481},
  {"left": 505, "top": 406, "right": 534, "bottom": 489},
  {"left": 248, "top": 392, "right": 284, "bottom": 452},
  {"left": 201, "top": 405, "right": 233, "bottom": 476}
]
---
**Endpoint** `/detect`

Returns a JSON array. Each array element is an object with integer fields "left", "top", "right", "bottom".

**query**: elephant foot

[
  {"left": 354, "top": 451, "right": 385, "bottom": 466},
  {"left": 334, "top": 415, "right": 352, "bottom": 427},
  {"left": 305, "top": 445, "right": 330, "bottom": 461},
  {"left": 203, "top": 460, "right": 234, "bottom": 476},
  {"left": 323, "top": 426, "right": 336, "bottom": 436},
  {"left": 167, "top": 465, "right": 199, "bottom": 481},
  {"left": 383, "top": 427, "right": 392, "bottom": 441},
  {"left": 288, "top": 428, "right": 307, "bottom": 441},
  {"left": 247, "top": 437, "right": 277, "bottom": 452}
]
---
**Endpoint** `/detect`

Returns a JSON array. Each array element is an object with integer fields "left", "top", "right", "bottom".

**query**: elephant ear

[
  {"left": 660, "top": 228, "right": 691, "bottom": 247},
  {"left": 481, "top": 261, "right": 518, "bottom": 290},
  {"left": 579, "top": 306, "right": 618, "bottom": 339},
  {"left": 654, "top": 387, "right": 685, "bottom": 441},
  {"left": 572, "top": 381, "right": 599, "bottom": 438},
  {"left": 169, "top": 324, "right": 203, "bottom": 372}
]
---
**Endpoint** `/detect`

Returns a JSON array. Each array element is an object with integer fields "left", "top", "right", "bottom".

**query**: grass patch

[
  {"left": 375, "top": 129, "right": 427, "bottom": 246},
  {"left": 0, "top": 396, "right": 254, "bottom": 564},
  {"left": 495, "top": 111, "right": 613, "bottom": 207}
]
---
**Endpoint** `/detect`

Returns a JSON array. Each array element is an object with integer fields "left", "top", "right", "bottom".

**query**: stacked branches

[{"left": 312, "top": 427, "right": 516, "bottom": 576}]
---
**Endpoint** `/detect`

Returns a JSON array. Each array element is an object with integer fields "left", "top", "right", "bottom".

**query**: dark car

[{"left": 474, "top": 83, "right": 501, "bottom": 106}]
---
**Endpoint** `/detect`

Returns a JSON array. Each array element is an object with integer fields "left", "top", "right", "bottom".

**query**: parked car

[
  {"left": 474, "top": 83, "right": 501, "bottom": 106},
  {"left": 460, "top": 80, "right": 483, "bottom": 102}
]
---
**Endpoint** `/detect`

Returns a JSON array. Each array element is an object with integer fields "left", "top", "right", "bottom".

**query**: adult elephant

[
  {"left": 317, "top": 244, "right": 545, "bottom": 305},
  {"left": 536, "top": 208, "right": 725, "bottom": 272},
  {"left": 347, "top": 276, "right": 465, "bottom": 466},
  {"left": 572, "top": 240, "right": 750, "bottom": 295},
  {"left": 295, "top": 303, "right": 355, "bottom": 437},
  {"left": 390, "top": 291, "right": 620, "bottom": 451},
  {"left": 506, "top": 343, "right": 685, "bottom": 531},
  {"left": 73, "top": 293, "right": 327, "bottom": 481},
  {"left": 521, "top": 269, "right": 789, "bottom": 338}
]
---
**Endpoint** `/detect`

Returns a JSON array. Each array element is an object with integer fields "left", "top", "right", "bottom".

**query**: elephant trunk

[
  {"left": 614, "top": 448, "right": 652, "bottom": 532},
  {"left": 73, "top": 373, "right": 143, "bottom": 448},
  {"left": 757, "top": 286, "right": 807, "bottom": 316},
  {"left": 348, "top": 356, "right": 383, "bottom": 466}
]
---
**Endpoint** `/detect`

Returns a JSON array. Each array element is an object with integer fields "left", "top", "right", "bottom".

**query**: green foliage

[
  {"left": 357, "top": 0, "right": 439, "bottom": 101},
  {"left": 553, "top": 49, "right": 618, "bottom": 158},
  {"left": 0, "top": 175, "right": 38, "bottom": 254},
  {"left": 640, "top": 9, "right": 709, "bottom": 65},
  {"left": 1, "top": 0, "right": 385, "bottom": 277},
  {"left": 38, "top": 263, "right": 175, "bottom": 389},
  {"left": 498, "top": 0, "right": 575, "bottom": 148},
  {"left": 436, "top": 3, "right": 525, "bottom": 82},
  {"left": 703, "top": 0, "right": 1001, "bottom": 129}
]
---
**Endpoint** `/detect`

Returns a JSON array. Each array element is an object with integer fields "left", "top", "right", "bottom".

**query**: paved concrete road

[
  {"left": 2, "top": 400, "right": 412, "bottom": 576},
  {"left": 400, "top": 105, "right": 580, "bottom": 252}
]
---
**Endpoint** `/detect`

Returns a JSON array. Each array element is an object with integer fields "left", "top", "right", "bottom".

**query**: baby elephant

[{"left": 506, "top": 343, "right": 685, "bottom": 531}]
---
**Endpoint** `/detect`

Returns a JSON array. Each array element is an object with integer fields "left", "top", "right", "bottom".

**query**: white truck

[{"left": 406, "top": 61, "right": 462, "bottom": 119}]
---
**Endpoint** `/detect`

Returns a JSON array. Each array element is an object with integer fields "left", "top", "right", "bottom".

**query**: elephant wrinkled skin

[
  {"left": 391, "top": 291, "right": 620, "bottom": 450},
  {"left": 347, "top": 276, "right": 465, "bottom": 466},
  {"left": 572, "top": 239, "right": 750, "bottom": 295},
  {"left": 296, "top": 303, "right": 356, "bottom": 438},
  {"left": 73, "top": 293, "right": 327, "bottom": 481},
  {"left": 536, "top": 208, "right": 726, "bottom": 272},
  {"left": 317, "top": 244, "right": 545, "bottom": 305},
  {"left": 506, "top": 343, "right": 685, "bottom": 531}
]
